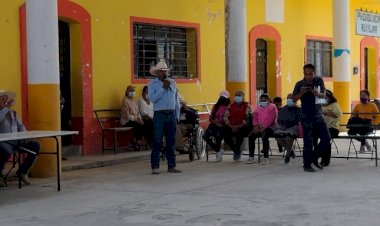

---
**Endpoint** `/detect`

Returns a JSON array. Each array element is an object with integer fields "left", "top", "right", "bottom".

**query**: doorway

[
  {"left": 59, "top": 20, "right": 72, "bottom": 146},
  {"left": 256, "top": 38, "right": 267, "bottom": 104}
]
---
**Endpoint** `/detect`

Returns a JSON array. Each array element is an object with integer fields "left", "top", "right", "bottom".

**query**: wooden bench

[{"left": 93, "top": 109, "right": 133, "bottom": 154}]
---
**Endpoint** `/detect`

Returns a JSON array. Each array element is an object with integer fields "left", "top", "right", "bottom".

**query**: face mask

[
  {"left": 128, "top": 91, "right": 135, "bottom": 97},
  {"left": 234, "top": 96, "right": 243, "bottom": 104},
  {"left": 259, "top": 101, "right": 268, "bottom": 107},
  {"left": 286, "top": 99, "right": 294, "bottom": 107},
  {"left": 360, "top": 98, "right": 368, "bottom": 104}
]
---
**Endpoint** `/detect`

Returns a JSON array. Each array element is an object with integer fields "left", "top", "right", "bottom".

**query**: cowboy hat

[
  {"left": 150, "top": 59, "right": 171, "bottom": 76},
  {"left": 0, "top": 90, "right": 16, "bottom": 100}
]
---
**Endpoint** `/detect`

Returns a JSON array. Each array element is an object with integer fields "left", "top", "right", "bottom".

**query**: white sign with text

[{"left": 356, "top": 10, "right": 380, "bottom": 37}]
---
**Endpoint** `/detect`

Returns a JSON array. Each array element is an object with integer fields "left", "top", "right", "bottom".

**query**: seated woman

[
  {"left": 120, "top": 85, "right": 144, "bottom": 149},
  {"left": 271, "top": 93, "right": 301, "bottom": 164},
  {"left": 348, "top": 89, "right": 380, "bottom": 153},
  {"left": 248, "top": 93, "right": 277, "bottom": 165},
  {"left": 138, "top": 85, "right": 153, "bottom": 145},
  {"left": 224, "top": 90, "right": 253, "bottom": 162},
  {"left": 202, "top": 90, "right": 230, "bottom": 162},
  {"left": 318, "top": 90, "right": 341, "bottom": 166}
]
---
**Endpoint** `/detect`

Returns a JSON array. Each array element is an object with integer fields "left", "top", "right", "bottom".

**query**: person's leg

[
  {"left": 262, "top": 128, "right": 274, "bottom": 158},
  {"left": 314, "top": 120, "right": 331, "bottom": 167},
  {"left": 164, "top": 112, "right": 177, "bottom": 169},
  {"left": 302, "top": 121, "right": 314, "bottom": 169},
  {"left": 284, "top": 136, "right": 295, "bottom": 156},
  {"left": 175, "top": 123, "right": 185, "bottom": 152},
  {"left": 143, "top": 118, "right": 153, "bottom": 145},
  {"left": 321, "top": 128, "right": 338, "bottom": 166},
  {"left": 203, "top": 124, "right": 219, "bottom": 152},
  {"left": 248, "top": 133, "right": 258, "bottom": 158},
  {"left": 234, "top": 127, "right": 247, "bottom": 159},
  {"left": 151, "top": 112, "right": 165, "bottom": 170},
  {"left": 0, "top": 142, "right": 13, "bottom": 175},
  {"left": 18, "top": 141, "right": 40, "bottom": 174}
]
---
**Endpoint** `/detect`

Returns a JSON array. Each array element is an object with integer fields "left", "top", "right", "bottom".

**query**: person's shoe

[
  {"left": 320, "top": 162, "right": 329, "bottom": 167},
  {"left": 290, "top": 149, "right": 296, "bottom": 159},
  {"left": 261, "top": 158, "right": 269, "bottom": 165},
  {"left": 216, "top": 149, "right": 224, "bottom": 162},
  {"left": 365, "top": 141, "right": 372, "bottom": 152},
  {"left": 245, "top": 157, "right": 255, "bottom": 164},
  {"left": 284, "top": 155, "right": 290, "bottom": 164},
  {"left": 359, "top": 145, "right": 366, "bottom": 153},
  {"left": 17, "top": 172, "right": 31, "bottom": 185},
  {"left": 168, "top": 167, "right": 182, "bottom": 173},
  {"left": 304, "top": 166, "right": 316, "bottom": 172},
  {"left": 313, "top": 161, "right": 323, "bottom": 170},
  {"left": 233, "top": 154, "right": 241, "bottom": 162},
  {"left": 152, "top": 168, "right": 160, "bottom": 175}
]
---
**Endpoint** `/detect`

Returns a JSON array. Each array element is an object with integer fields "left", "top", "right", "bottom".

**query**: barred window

[
  {"left": 133, "top": 22, "right": 198, "bottom": 79},
  {"left": 306, "top": 40, "right": 332, "bottom": 77}
]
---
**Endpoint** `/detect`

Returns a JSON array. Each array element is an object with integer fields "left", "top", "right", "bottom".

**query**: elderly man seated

[
  {"left": 120, "top": 85, "right": 144, "bottom": 150},
  {"left": 0, "top": 90, "right": 40, "bottom": 187},
  {"left": 271, "top": 93, "right": 301, "bottom": 164}
]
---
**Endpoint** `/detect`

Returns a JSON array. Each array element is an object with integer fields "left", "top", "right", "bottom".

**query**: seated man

[
  {"left": 271, "top": 93, "right": 301, "bottom": 164},
  {"left": 120, "top": 85, "right": 144, "bottom": 150},
  {"left": 224, "top": 90, "right": 253, "bottom": 162},
  {"left": 248, "top": 93, "right": 277, "bottom": 165},
  {"left": 175, "top": 98, "right": 199, "bottom": 153},
  {"left": 0, "top": 90, "right": 40, "bottom": 187}
]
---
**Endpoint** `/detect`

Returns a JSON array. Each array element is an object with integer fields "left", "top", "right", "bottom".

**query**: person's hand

[
  {"left": 163, "top": 79, "right": 171, "bottom": 90},
  {"left": 324, "top": 110, "right": 335, "bottom": 118},
  {"left": 137, "top": 118, "right": 144, "bottom": 125},
  {"left": 5, "top": 99, "right": 15, "bottom": 108}
]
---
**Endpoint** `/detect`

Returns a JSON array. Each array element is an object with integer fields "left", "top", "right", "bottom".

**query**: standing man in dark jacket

[{"left": 293, "top": 64, "right": 331, "bottom": 172}]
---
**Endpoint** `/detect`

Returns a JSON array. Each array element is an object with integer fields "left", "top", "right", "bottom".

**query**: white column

[
  {"left": 333, "top": 0, "right": 350, "bottom": 82},
  {"left": 226, "top": 0, "right": 247, "bottom": 82},
  {"left": 26, "top": 0, "right": 59, "bottom": 85}
]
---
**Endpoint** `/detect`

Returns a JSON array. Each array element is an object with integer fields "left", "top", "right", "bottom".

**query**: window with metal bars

[
  {"left": 306, "top": 40, "right": 332, "bottom": 77},
  {"left": 133, "top": 23, "right": 197, "bottom": 79}
]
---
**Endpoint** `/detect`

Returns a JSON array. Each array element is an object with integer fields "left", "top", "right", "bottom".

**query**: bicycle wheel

[{"left": 195, "top": 128, "right": 206, "bottom": 159}]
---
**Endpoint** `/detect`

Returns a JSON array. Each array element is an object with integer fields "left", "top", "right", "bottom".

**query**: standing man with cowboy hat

[
  {"left": 0, "top": 90, "right": 40, "bottom": 186},
  {"left": 148, "top": 59, "right": 181, "bottom": 174}
]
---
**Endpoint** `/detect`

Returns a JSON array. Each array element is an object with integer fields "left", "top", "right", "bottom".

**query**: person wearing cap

[
  {"left": 247, "top": 93, "right": 277, "bottom": 165},
  {"left": 148, "top": 59, "right": 181, "bottom": 174},
  {"left": 0, "top": 90, "right": 40, "bottom": 187},
  {"left": 203, "top": 90, "right": 230, "bottom": 161},
  {"left": 223, "top": 90, "right": 253, "bottom": 162},
  {"left": 120, "top": 85, "right": 145, "bottom": 150}
]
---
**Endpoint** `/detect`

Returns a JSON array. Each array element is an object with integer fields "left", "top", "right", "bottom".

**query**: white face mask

[
  {"left": 234, "top": 96, "right": 243, "bottom": 104},
  {"left": 128, "top": 91, "right": 135, "bottom": 97},
  {"left": 286, "top": 99, "right": 294, "bottom": 107},
  {"left": 259, "top": 101, "right": 268, "bottom": 108}
]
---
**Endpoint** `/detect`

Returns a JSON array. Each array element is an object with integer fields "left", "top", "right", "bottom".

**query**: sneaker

[
  {"left": 261, "top": 158, "right": 269, "bottom": 165},
  {"left": 359, "top": 145, "right": 366, "bottom": 153},
  {"left": 304, "top": 166, "right": 316, "bottom": 172},
  {"left": 168, "top": 167, "right": 182, "bottom": 173},
  {"left": 233, "top": 154, "right": 241, "bottom": 162},
  {"left": 284, "top": 156, "right": 290, "bottom": 164},
  {"left": 18, "top": 173, "right": 30, "bottom": 185},
  {"left": 216, "top": 149, "right": 224, "bottom": 162},
  {"left": 365, "top": 141, "right": 372, "bottom": 152},
  {"left": 245, "top": 157, "right": 255, "bottom": 164},
  {"left": 152, "top": 168, "right": 160, "bottom": 175}
]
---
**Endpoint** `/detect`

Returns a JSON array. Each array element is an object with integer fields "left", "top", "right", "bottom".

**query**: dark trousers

[
  {"left": 151, "top": 111, "right": 177, "bottom": 169},
  {"left": 224, "top": 126, "right": 250, "bottom": 158},
  {"left": 203, "top": 123, "right": 224, "bottom": 153},
  {"left": 302, "top": 118, "right": 331, "bottom": 168},
  {"left": 313, "top": 127, "right": 339, "bottom": 165},
  {"left": 142, "top": 117, "right": 153, "bottom": 145},
  {"left": 248, "top": 128, "right": 274, "bottom": 158},
  {"left": 123, "top": 120, "right": 144, "bottom": 141},
  {"left": 0, "top": 140, "right": 40, "bottom": 174}
]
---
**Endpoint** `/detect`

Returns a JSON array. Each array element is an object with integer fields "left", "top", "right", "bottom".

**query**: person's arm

[
  {"left": 175, "top": 88, "right": 181, "bottom": 121},
  {"left": 14, "top": 110, "right": 26, "bottom": 132},
  {"left": 292, "top": 81, "right": 305, "bottom": 102},
  {"left": 147, "top": 80, "right": 165, "bottom": 103},
  {"left": 0, "top": 107, "right": 10, "bottom": 122},
  {"left": 372, "top": 104, "right": 380, "bottom": 124},
  {"left": 224, "top": 106, "right": 231, "bottom": 127}
]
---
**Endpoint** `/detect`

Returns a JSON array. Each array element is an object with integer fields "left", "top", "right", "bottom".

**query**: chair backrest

[{"left": 93, "top": 109, "right": 122, "bottom": 129}]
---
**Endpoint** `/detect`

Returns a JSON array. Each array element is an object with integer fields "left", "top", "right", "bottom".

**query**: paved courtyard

[{"left": 0, "top": 139, "right": 380, "bottom": 226}]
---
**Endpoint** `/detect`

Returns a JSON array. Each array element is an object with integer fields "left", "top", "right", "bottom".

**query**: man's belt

[{"left": 155, "top": 110, "right": 175, "bottom": 114}]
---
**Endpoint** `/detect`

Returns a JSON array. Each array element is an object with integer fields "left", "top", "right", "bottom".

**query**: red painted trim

[
  {"left": 249, "top": 24, "right": 281, "bottom": 106},
  {"left": 304, "top": 35, "right": 333, "bottom": 78},
  {"left": 20, "top": 0, "right": 95, "bottom": 154},
  {"left": 130, "top": 16, "right": 201, "bottom": 84},
  {"left": 360, "top": 37, "right": 379, "bottom": 96}
]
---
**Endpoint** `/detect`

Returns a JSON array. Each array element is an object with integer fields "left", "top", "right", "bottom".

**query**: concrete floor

[{"left": 1, "top": 146, "right": 379, "bottom": 226}]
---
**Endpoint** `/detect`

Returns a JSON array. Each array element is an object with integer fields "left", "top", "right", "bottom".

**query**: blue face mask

[
  {"left": 234, "top": 96, "right": 243, "bottom": 104},
  {"left": 286, "top": 99, "right": 294, "bottom": 107},
  {"left": 128, "top": 91, "right": 135, "bottom": 97},
  {"left": 259, "top": 101, "right": 268, "bottom": 107}
]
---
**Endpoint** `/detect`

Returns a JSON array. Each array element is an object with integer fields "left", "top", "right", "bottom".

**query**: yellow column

[
  {"left": 26, "top": 0, "right": 60, "bottom": 177},
  {"left": 334, "top": 82, "right": 350, "bottom": 130}
]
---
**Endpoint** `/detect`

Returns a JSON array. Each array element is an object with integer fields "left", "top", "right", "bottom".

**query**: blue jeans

[
  {"left": 302, "top": 118, "right": 331, "bottom": 168},
  {"left": 0, "top": 140, "right": 40, "bottom": 174},
  {"left": 151, "top": 111, "right": 177, "bottom": 169}
]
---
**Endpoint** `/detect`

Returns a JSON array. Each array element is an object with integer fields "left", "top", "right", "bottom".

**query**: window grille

[
  {"left": 306, "top": 40, "right": 332, "bottom": 77},
  {"left": 133, "top": 23, "right": 198, "bottom": 79}
]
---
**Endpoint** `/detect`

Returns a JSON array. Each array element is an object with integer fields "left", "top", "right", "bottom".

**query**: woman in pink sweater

[{"left": 247, "top": 94, "right": 278, "bottom": 165}]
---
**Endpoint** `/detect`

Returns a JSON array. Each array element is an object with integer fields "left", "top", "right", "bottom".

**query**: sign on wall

[{"left": 356, "top": 10, "right": 380, "bottom": 37}]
